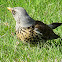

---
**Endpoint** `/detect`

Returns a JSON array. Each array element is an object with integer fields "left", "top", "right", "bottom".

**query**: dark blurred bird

[{"left": 7, "top": 7, "right": 62, "bottom": 45}]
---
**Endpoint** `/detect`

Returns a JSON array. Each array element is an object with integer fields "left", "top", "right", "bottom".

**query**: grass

[{"left": 0, "top": 0, "right": 62, "bottom": 62}]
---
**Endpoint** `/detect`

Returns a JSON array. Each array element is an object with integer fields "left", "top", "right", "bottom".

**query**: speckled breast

[{"left": 16, "top": 26, "right": 45, "bottom": 45}]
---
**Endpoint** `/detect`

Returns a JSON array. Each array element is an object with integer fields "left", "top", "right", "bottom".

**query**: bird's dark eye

[{"left": 12, "top": 10, "right": 16, "bottom": 15}]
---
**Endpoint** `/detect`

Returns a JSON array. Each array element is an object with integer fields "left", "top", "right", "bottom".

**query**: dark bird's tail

[{"left": 48, "top": 23, "right": 62, "bottom": 29}]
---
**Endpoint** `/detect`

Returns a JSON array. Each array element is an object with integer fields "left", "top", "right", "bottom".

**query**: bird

[{"left": 7, "top": 7, "right": 62, "bottom": 45}]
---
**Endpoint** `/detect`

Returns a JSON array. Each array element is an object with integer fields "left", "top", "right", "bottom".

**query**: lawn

[{"left": 0, "top": 0, "right": 62, "bottom": 62}]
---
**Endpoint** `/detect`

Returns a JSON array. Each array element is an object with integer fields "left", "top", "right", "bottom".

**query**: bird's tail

[{"left": 48, "top": 23, "right": 62, "bottom": 29}]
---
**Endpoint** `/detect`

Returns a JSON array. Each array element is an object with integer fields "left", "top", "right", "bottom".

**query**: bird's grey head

[{"left": 7, "top": 7, "right": 35, "bottom": 27}]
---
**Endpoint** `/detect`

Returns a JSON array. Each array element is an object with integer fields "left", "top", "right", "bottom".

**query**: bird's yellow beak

[{"left": 7, "top": 7, "right": 12, "bottom": 12}]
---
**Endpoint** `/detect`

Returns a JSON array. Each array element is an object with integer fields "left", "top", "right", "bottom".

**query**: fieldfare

[{"left": 7, "top": 7, "right": 62, "bottom": 45}]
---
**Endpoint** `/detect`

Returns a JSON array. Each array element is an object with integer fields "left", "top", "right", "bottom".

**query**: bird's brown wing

[{"left": 34, "top": 21, "right": 59, "bottom": 40}]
